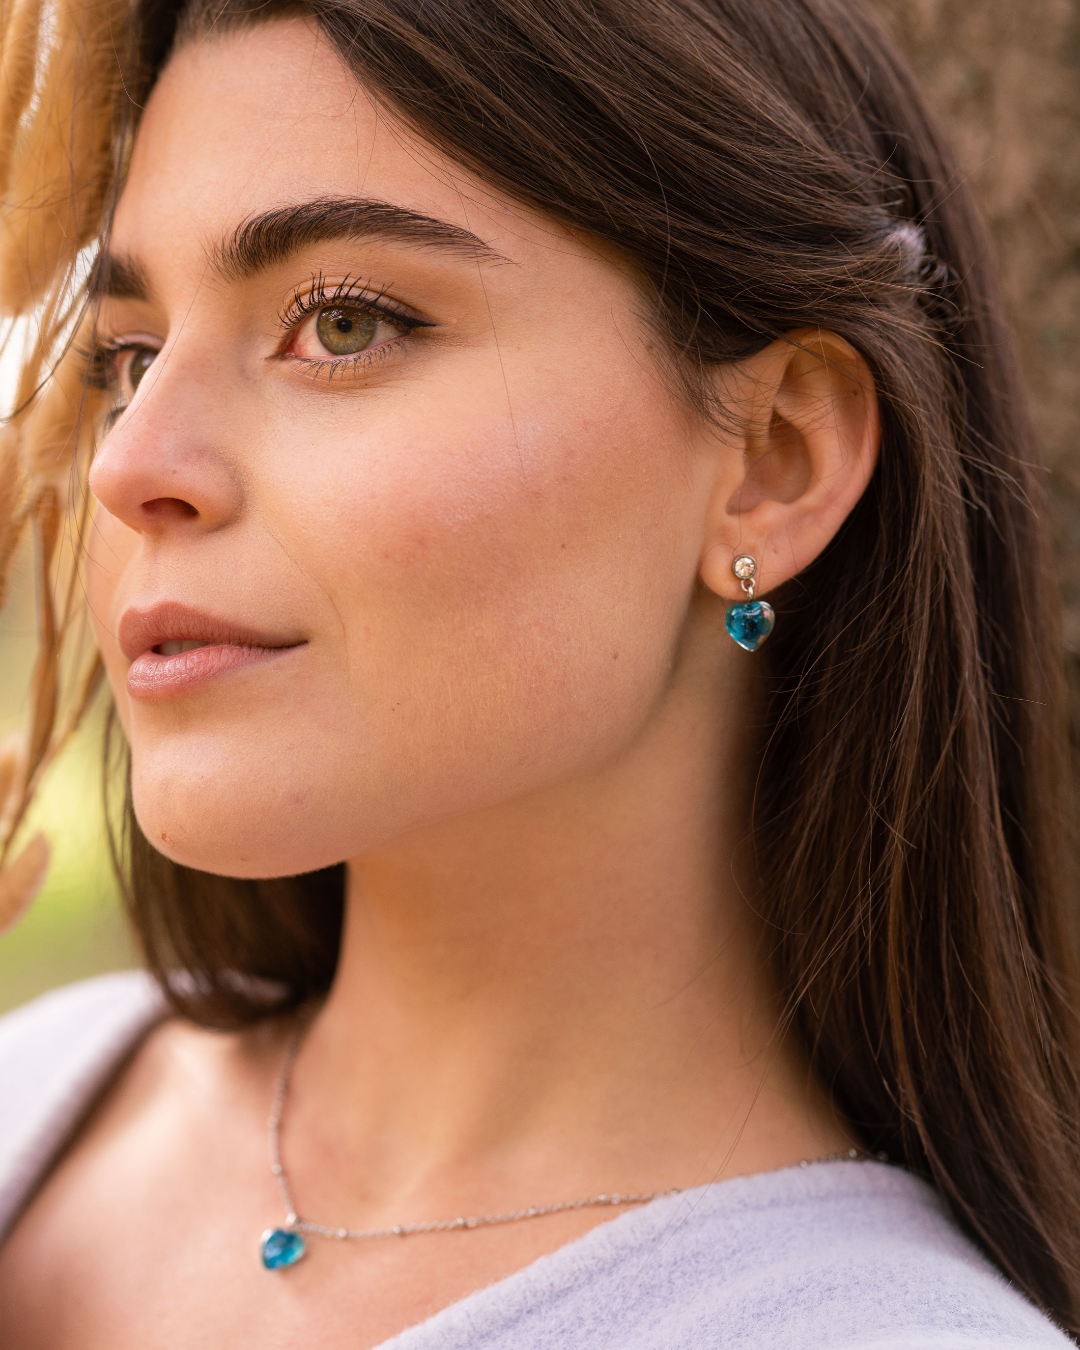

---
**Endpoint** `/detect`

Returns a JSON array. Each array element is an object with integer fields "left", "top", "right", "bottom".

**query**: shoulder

[
  {"left": 0, "top": 972, "right": 167, "bottom": 1242},
  {"left": 629, "top": 1163, "right": 1073, "bottom": 1348},
  {"left": 0, "top": 970, "right": 166, "bottom": 1093},
  {"left": 424, "top": 1162, "right": 1073, "bottom": 1349}
]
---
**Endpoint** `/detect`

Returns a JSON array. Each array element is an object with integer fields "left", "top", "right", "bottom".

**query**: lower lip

[{"left": 127, "top": 644, "right": 300, "bottom": 700}]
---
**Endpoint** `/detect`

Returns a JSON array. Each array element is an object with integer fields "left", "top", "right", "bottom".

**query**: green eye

[
  {"left": 316, "top": 306, "right": 377, "bottom": 356},
  {"left": 127, "top": 347, "right": 156, "bottom": 393}
]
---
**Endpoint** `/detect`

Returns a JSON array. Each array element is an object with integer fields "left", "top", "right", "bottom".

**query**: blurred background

[
  {"left": 0, "top": 0, "right": 1078, "bottom": 1013},
  {"left": 0, "top": 538, "right": 134, "bottom": 1014},
  {"left": 867, "top": 0, "right": 1080, "bottom": 655}
]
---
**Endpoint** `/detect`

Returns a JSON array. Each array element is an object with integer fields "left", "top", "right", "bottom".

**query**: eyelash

[{"left": 277, "top": 272, "right": 431, "bottom": 378}]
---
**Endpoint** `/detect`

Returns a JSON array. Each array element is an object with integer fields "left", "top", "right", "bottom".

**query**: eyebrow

[
  {"left": 91, "top": 196, "right": 506, "bottom": 300},
  {"left": 89, "top": 252, "right": 152, "bottom": 300}
]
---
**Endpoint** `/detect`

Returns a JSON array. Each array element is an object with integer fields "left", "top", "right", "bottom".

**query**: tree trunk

[{"left": 865, "top": 0, "right": 1080, "bottom": 671}]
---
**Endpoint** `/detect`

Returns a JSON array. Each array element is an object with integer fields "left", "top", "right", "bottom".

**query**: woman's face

[{"left": 87, "top": 17, "right": 729, "bottom": 876}]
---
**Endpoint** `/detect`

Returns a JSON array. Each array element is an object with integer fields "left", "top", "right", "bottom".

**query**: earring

[{"left": 725, "top": 555, "right": 775, "bottom": 652}]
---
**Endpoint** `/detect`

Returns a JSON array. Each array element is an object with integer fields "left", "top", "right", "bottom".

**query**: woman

[{"left": 0, "top": 0, "right": 1076, "bottom": 1343}]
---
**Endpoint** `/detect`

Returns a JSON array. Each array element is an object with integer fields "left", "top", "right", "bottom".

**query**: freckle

[
  {"left": 561, "top": 543, "right": 567, "bottom": 549},
  {"left": 612, "top": 652, "right": 619, "bottom": 660}
]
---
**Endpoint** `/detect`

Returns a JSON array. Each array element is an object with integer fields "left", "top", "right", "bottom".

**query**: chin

[
  {"left": 129, "top": 756, "right": 354, "bottom": 880},
  {"left": 132, "top": 801, "right": 337, "bottom": 880}
]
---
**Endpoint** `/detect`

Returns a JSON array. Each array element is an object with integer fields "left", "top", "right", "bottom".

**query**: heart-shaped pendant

[
  {"left": 261, "top": 1226, "right": 306, "bottom": 1270},
  {"left": 725, "top": 600, "right": 775, "bottom": 652}
]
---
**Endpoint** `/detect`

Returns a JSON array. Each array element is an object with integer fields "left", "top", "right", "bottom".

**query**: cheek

[
  {"left": 285, "top": 342, "right": 689, "bottom": 595},
  {"left": 270, "top": 364, "right": 696, "bottom": 783},
  {"left": 85, "top": 509, "right": 139, "bottom": 722}
]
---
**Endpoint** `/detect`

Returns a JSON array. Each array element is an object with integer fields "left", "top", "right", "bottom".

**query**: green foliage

[
  {"left": 0, "top": 719, "right": 134, "bottom": 1013},
  {"left": 0, "top": 544, "right": 134, "bottom": 1015}
]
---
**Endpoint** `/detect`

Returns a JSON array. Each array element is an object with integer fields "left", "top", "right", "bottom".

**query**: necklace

[
  {"left": 259, "top": 1017, "right": 678, "bottom": 1270},
  {"left": 259, "top": 1016, "right": 879, "bottom": 1270}
]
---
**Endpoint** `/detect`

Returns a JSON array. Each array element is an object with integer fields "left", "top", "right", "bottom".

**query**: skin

[{"left": 0, "top": 17, "right": 879, "bottom": 1349}]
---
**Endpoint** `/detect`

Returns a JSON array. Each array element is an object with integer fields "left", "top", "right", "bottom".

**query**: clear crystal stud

[{"left": 732, "top": 554, "right": 756, "bottom": 580}]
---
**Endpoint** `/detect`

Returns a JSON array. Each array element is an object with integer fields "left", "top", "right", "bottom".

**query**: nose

[{"left": 88, "top": 353, "right": 244, "bottom": 534}]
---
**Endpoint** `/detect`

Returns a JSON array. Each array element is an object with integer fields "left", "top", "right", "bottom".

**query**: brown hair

[{"left": 1, "top": 0, "right": 1078, "bottom": 1331}]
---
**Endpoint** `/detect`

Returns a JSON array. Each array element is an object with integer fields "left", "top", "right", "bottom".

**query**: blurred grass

[{"left": 0, "top": 539, "right": 136, "bottom": 1015}]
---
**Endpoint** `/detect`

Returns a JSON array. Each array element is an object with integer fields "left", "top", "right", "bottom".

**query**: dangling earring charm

[{"left": 725, "top": 555, "right": 774, "bottom": 651}]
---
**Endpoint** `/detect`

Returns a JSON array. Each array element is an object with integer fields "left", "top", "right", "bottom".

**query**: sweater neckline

[{"left": 375, "top": 1158, "right": 916, "bottom": 1349}]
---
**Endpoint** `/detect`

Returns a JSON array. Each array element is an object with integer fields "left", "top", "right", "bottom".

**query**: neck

[{"left": 288, "top": 631, "right": 848, "bottom": 1222}]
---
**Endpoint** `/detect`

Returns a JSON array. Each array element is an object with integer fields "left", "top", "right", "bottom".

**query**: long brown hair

[{"left": 1, "top": 0, "right": 1078, "bottom": 1330}]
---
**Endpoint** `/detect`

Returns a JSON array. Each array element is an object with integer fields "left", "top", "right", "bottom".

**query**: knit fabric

[
  {"left": 0, "top": 973, "right": 1072, "bottom": 1348},
  {"left": 0, "top": 971, "right": 167, "bottom": 1245},
  {"left": 385, "top": 1162, "right": 1072, "bottom": 1349}
]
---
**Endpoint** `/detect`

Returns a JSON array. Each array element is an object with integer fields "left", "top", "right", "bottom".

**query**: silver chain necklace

[
  {"left": 259, "top": 1017, "right": 678, "bottom": 1270},
  {"left": 259, "top": 1015, "right": 880, "bottom": 1270}
]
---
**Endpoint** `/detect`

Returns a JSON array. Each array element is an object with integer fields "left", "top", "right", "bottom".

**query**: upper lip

[{"left": 118, "top": 601, "right": 305, "bottom": 662}]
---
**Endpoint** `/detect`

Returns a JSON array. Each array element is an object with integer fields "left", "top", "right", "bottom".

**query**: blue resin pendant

[
  {"left": 725, "top": 600, "right": 775, "bottom": 652},
  {"left": 261, "top": 1227, "right": 306, "bottom": 1270}
]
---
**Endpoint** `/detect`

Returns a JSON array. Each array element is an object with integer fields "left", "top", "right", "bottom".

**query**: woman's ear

[{"left": 698, "top": 328, "right": 879, "bottom": 601}]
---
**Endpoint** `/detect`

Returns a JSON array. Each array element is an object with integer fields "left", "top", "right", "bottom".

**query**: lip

[{"left": 120, "top": 601, "right": 306, "bottom": 700}]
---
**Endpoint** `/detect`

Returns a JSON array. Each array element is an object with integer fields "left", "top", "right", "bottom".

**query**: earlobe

[{"left": 698, "top": 328, "right": 879, "bottom": 602}]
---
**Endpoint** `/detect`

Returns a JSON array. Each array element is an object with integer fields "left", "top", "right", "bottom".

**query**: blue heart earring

[{"left": 725, "top": 555, "right": 774, "bottom": 651}]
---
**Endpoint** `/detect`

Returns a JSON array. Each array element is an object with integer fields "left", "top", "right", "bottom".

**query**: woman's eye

[
  {"left": 289, "top": 303, "right": 404, "bottom": 362},
  {"left": 316, "top": 306, "right": 377, "bottom": 355},
  {"left": 116, "top": 345, "right": 158, "bottom": 400}
]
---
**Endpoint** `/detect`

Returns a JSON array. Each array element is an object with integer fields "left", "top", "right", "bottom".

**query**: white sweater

[{"left": 0, "top": 972, "right": 1072, "bottom": 1348}]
